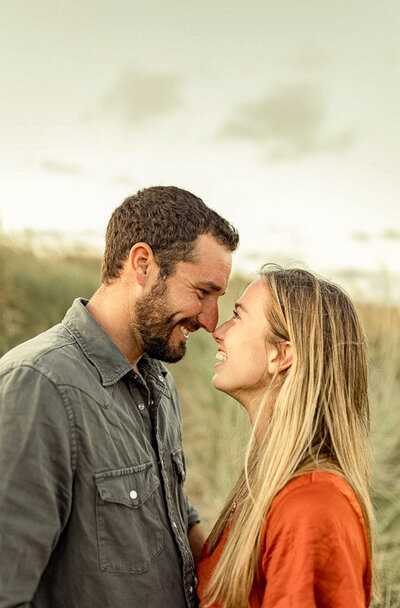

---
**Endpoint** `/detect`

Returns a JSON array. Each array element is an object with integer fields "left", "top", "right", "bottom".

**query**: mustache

[{"left": 177, "top": 318, "right": 200, "bottom": 332}]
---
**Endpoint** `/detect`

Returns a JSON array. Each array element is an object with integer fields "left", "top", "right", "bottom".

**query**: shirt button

[
  {"left": 129, "top": 490, "right": 138, "bottom": 500},
  {"left": 158, "top": 375, "right": 164, "bottom": 382},
  {"left": 194, "top": 576, "right": 198, "bottom": 588},
  {"left": 172, "top": 521, "right": 178, "bottom": 530},
  {"left": 189, "top": 586, "right": 193, "bottom": 594},
  {"left": 138, "top": 403, "right": 145, "bottom": 411},
  {"left": 149, "top": 399, "right": 154, "bottom": 405}
]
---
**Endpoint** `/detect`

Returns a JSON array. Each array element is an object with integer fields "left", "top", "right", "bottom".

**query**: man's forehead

[
  {"left": 194, "top": 251, "right": 232, "bottom": 287},
  {"left": 174, "top": 235, "right": 232, "bottom": 290}
]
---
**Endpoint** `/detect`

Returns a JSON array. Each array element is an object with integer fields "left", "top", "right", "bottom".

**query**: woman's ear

[{"left": 268, "top": 342, "right": 293, "bottom": 375}]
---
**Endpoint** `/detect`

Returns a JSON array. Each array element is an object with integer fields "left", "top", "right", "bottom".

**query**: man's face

[{"left": 135, "top": 234, "right": 232, "bottom": 362}]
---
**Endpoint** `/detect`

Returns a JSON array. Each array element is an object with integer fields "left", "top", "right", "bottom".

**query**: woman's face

[{"left": 212, "top": 279, "right": 272, "bottom": 409}]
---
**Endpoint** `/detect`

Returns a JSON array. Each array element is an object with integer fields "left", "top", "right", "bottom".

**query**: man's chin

[
  {"left": 146, "top": 341, "right": 187, "bottom": 364},
  {"left": 163, "top": 343, "right": 187, "bottom": 363},
  {"left": 164, "top": 352, "right": 186, "bottom": 364}
]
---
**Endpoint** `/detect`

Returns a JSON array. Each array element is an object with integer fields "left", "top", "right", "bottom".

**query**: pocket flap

[
  {"left": 94, "top": 463, "right": 159, "bottom": 508},
  {"left": 171, "top": 448, "right": 186, "bottom": 483}
]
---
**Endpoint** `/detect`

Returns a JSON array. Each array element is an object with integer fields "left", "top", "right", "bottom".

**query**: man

[{"left": 0, "top": 186, "right": 239, "bottom": 608}]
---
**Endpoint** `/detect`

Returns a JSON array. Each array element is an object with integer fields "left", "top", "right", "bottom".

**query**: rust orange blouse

[{"left": 197, "top": 472, "right": 371, "bottom": 607}]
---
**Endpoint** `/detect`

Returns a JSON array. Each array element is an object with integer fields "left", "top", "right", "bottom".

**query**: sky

[{"left": 1, "top": 0, "right": 400, "bottom": 302}]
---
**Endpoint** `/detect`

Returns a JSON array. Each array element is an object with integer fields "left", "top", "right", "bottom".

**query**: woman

[{"left": 197, "top": 266, "right": 376, "bottom": 608}]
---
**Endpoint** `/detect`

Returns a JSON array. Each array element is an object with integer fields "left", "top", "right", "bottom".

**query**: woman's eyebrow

[{"left": 234, "top": 302, "right": 248, "bottom": 313}]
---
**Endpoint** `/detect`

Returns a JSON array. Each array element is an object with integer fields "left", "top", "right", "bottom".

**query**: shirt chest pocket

[{"left": 94, "top": 463, "right": 164, "bottom": 574}]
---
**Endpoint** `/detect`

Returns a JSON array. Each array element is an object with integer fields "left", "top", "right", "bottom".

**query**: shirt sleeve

[
  {"left": 0, "top": 365, "right": 74, "bottom": 607},
  {"left": 259, "top": 480, "right": 370, "bottom": 608},
  {"left": 186, "top": 495, "right": 200, "bottom": 531}
]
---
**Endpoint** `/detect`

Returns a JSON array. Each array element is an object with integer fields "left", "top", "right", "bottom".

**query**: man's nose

[{"left": 196, "top": 300, "right": 219, "bottom": 333}]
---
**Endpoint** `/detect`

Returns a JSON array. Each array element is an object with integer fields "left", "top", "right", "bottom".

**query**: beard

[{"left": 134, "top": 277, "right": 198, "bottom": 363}]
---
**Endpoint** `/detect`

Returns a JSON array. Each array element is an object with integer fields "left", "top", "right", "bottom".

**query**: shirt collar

[{"left": 62, "top": 298, "right": 168, "bottom": 387}]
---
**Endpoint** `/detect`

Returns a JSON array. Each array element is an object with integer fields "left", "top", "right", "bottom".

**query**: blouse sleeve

[{"left": 259, "top": 478, "right": 371, "bottom": 608}]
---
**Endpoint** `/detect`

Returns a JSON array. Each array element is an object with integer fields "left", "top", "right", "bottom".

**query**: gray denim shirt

[{"left": 0, "top": 298, "right": 199, "bottom": 608}]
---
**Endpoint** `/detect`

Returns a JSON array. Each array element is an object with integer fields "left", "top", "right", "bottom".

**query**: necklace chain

[{"left": 231, "top": 490, "right": 245, "bottom": 513}]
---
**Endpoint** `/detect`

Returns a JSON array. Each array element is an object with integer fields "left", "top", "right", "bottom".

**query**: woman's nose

[
  {"left": 212, "top": 320, "right": 228, "bottom": 342},
  {"left": 212, "top": 327, "right": 221, "bottom": 342}
]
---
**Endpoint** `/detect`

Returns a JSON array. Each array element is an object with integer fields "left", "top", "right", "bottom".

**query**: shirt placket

[{"left": 150, "top": 373, "right": 198, "bottom": 608}]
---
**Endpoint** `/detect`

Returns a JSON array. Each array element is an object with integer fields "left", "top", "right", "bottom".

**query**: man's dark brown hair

[{"left": 101, "top": 186, "right": 239, "bottom": 284}]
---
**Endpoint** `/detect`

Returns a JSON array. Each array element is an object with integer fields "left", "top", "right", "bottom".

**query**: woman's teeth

[{"left": 216, "top": 351, "right": 227, "bottom": 361}]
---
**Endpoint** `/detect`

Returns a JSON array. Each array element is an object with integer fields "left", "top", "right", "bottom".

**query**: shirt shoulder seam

[{"left": 0, "top": 363, "right": 77, "bottom": 473}]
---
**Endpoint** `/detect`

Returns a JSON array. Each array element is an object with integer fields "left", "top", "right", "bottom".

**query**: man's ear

[
  {"left": 127, "top": 243, "right": 158, "bottom": 287},
  {"left": 267, "top": 342, "right": 293, "bottom": 375}
]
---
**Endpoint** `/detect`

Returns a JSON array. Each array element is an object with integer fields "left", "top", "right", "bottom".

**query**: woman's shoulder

[
  {"left": 262, "top": 471, "right": 367, "bottom": 544},
  {"left": 272, "top": 471, "right": 362, "bottom": 511},
  {"left": 258, "top": 473, "right": 371, "bottom": 606}
]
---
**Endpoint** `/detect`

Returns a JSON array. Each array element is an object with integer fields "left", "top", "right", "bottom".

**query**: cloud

[
  {"left": 103, "top": 68, "right": 182, "bottom": 126},
  {"left": 351, "top": 231, "right": 370, "bottom": 242},
  {"left": 218, "top": 83, "right": 356, "bottom": 160},
  {"left": 41, "top": 159, "right": 87, "bottom": 176},
  {"left": 381, "top": 228, "right": 400, "bottom": 241},
  {"left": 111, "top": 173, "right": 139, "bottom": 189},
  {"left": 289, "top": 48, "right": 330, "bottom": 72},
  {"left": 351, "top": 229, "right": 400, "bottom": 242}
]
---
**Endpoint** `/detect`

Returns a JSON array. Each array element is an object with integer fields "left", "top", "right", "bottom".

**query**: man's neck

[{"left": 86, "top": 283, "right": 143, "bottom": 369}]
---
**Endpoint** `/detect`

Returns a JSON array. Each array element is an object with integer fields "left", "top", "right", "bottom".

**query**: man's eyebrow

[
  {"left": 234, "top": 302, "right": 248, "bottom": 313},
  {"left": 199, "top": 281, "right": 225, "bottom": 294}
]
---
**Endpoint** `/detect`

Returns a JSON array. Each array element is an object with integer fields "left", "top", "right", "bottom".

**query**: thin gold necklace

[{"left": 231, "top": 490, "right": 245, "bottom": 513}]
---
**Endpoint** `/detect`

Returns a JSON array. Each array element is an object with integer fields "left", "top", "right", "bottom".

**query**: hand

[{"left": 188, "top": 523, "right": 207, "bottom": 565}]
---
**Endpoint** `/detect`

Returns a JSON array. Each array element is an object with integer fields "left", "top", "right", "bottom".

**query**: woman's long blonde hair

[{"left": 204, "top": 266, "right": 377, "bottom": 608}]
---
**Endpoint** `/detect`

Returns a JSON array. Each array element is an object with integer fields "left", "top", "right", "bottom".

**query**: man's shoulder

[{"left": 0, "top": 322, "right": 84, "bottom": 385}]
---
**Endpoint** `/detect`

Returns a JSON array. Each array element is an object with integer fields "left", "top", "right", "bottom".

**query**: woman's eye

[{"left": 232, "top": 309, "right": 240, "bottom": 319}]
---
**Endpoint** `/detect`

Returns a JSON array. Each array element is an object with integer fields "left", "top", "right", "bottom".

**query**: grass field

[{"left": 1, "top": 237, "right": 399, "bottom": 606}]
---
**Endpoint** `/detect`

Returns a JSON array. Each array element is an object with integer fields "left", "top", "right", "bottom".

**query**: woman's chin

[
  {"left": 211, "top": 374, "right": 220, "bottom": 390},
  {"left": 212, "top": 374, "right": 232, "bottom": 397}
]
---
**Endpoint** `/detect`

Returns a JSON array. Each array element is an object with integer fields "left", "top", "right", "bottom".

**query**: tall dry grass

[
  {"left": 359, "top": 303, "right": 400, "bottom": 606},
  {"left": 0, "top": 236, "right": 100, "bottom": 354}
]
